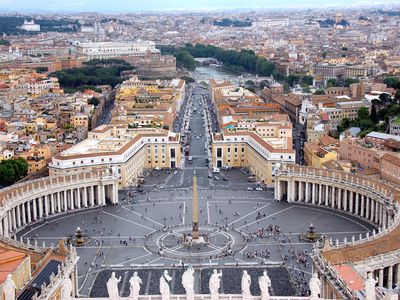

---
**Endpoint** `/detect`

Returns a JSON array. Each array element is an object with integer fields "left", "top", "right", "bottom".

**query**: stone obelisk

[{"left": 192, "top": 170, "right": 199, "bottom": 239}]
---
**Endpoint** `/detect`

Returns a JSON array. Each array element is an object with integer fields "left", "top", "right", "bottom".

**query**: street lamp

[
  {"left": 225, "top": 216, "right": 229, "bottom": 228},
  {"left": 163, "top": 217, "right": 167, "bottom": 228}
]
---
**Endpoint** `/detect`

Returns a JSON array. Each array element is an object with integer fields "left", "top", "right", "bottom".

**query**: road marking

[
  {"left": 237, "top": 207, "right": 293, "bottom": 230},
  {"left": 228, "top": 203, "right": 272, "bottom": 226},
  {"left": 121, "top": 206, "right": 164, "bottom": 227},
  {"left": 102, "top": 211, "right": 155, "bottom": 231}
]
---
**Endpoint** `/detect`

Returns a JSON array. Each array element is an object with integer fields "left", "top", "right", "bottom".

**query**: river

[{"left": 193, "top": 66, "right": 241, "bottom": 85}]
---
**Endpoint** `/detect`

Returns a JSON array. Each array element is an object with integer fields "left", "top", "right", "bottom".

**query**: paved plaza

[{"left": 16, "top": 84, "right": 375, "bottom": 297}]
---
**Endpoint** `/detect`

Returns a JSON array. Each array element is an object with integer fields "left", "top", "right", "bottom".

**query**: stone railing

[{"left": 77, "top": 296, "right": 308, "bottom": 300}]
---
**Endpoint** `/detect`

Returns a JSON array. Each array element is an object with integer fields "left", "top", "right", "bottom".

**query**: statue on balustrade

[
  {"left": 259, "top": 270, "right": 271, "bottom": 300},
  {"left": 364, "top": 272, "right": 377, "bottom": 300},
  {"left": 377, "top": 283, "right": 400, "bottom": 300},
  {"left": 209, "top": 269, "right": 222, "bottom": 295},
  {"left": 241, "top": 270, "right": 251, "bottom": 300},
  {"left": 160, "top": 270, "right": 172, "bottom": 300},
  {"left": 61, "top": 276, "right": 73, "bottom": 300},
  {"left": 309, "top": 273, "right": 321, "bottom": 300},
  {"left": 129, "top": 272, "right": 142, "bottom": 300},
  {"left": 107, "top": 272, "right": 122, "bottom": 300},
  {"left": 3, "top": 274, "right": 16, "bottom": 300},
  {"left": 182, "top": 265, "right": 195, "bottom": 300}
]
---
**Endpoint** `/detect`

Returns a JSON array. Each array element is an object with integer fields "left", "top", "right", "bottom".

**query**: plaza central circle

[{"left": 145, "top": 224, "right": 246, "bottom": 260}]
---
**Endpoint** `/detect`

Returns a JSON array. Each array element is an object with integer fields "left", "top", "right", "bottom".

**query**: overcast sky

[{"left": 0, "top": 0, "right": 399, "bottom": 12}]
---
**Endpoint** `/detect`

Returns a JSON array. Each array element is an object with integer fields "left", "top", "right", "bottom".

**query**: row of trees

[
  {"left": 158, "top": 43, "right": 277, "bottom": 76},
  {"left": 50, "top": 60, "right": 134, "bottom": 89},
  {"left": 0, "top": 158, "right": 28, "bottom": 187},
  {"left": 0, "top": 16, "right": 79, "bottom": 35},
  {"left": 213, "top": 18, "right": 252, "bottom": 27}
]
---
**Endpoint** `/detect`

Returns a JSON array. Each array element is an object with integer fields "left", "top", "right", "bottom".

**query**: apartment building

[
  {"left": 211, "top": 131, "right": 295, "bottom": 186},
  {"left": 49, "top": 125, "right": 182, "bottom": 188}
]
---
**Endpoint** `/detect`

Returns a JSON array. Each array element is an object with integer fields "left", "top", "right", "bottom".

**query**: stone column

[
  {"left": 83, "top": 187, "right": 88, "bottom": 207},
  {"left": 360, "top": 195, "right": 365, "bottom": 218},
  {"left": 38, "top": 196, "right": 43, "bottom": 219},
  {"left": 21, "top": 203, "right": 26, "bottom": 225},
  {"left": 388, "top": 265, "right": 393, "bottom": 289},
  {"left": 365, "top": 196, "right": 370, "bottom": 220},
  {"left": 44, "top": 194, "right": 49, "bottom": 216},
  {"left": 355, "top": 193, "right": 359, "bottom": 216},
  {"left": 274, "top": 180, "right": 280, "bottom": 200},
  {"left": 0, "top": 220, "right": 3, "bottom": 236},
  {"left": 56, "top": 192, "right": 61, "bottom": 213},
  {"left": 382, "top": 211, "right": 387, "bottom": 229},
  {"left": 11, "top": 208, "right": 16, "bottom": 230},
  {"left": 70, "top": 189, "right": 75, "bottom": 210},
  {"left": 114, "top": 184, "right": 118, "bottom": 204},
  {"left": 311, "top": 183, "right": 316, "bottom": 204},
  {"left": 331, "top": 186, "right": 335, "bottom": 208},
  {"left": 63, "top": 190, "right": 68, "bottom": 211},
  {"left": 396, "top": 264, "right": 400, "bottom": 285},
  {"left": 50, "top": 193, "right": 55, "bottom": 215},
  {"left": 3, "top": 216, "right": 9, "bottom": 237},
  {"left": 318, "top": 184, "right": 322, "bottom": 205},
  {"left": 379, "top": 268, "right": 384, "bottom": 287},
  {"left": 76, "top": 188, "right": 81, "bottom": 209},
  {"left": 324, "top": 185, "right": 329, "bottom": 206},
  {"left": 32, "top": 199, "right": 37, "bottom": 220},
  {"left": 305, "top": 182, "right": 309, "bottom": 203},
  {"left": 16, "top": 206, "right": 21, "bottom": 228},
  {"left": 27, "top": 201, "right": 31, "bottom": 223},
  {"left": 375, "top": 201, "right": 379, "bottom": 224},
  {"left": 349, "top": 192, "right": 354, "bottom": 214},
  {"left": 90, "top": 186, "right": 95, "bottom": 206},
  {"left": 343, "top": 189, "right": 347, "bottom": 211}
]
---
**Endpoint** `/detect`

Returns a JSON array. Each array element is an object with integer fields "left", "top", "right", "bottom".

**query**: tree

[
  {"left": 286, "top": 74, "right": 300, "bottom": 87},
  {"left": 370, "top": 104, "right": 378, "bottom": 123},
  {"left": 344, "top": 78, "right": 359, "bottom": 87},
  {"left": 283, "top": 83, "right": 291, "bottom": 94},
  {"left": 327, "top": 79, "right": 338, "bottom": 88},
  {"left": 302, "top": 84, "right": 311, "bottom": 93},
  {"left": 379, "top": 93, "right": 392, "bottom": 103},
  {"left": 384, "top": 76, "right": 400, "bottom": 89},
  {"left": 302, "top": 75, "right": 314, "bottom": 86},
  {"left": 35, "top": 67, "right": 48, "bottom": 73},
  {"left": 88, "top": 97, "right": 100, "bottom": 107},
  {"left": 0, "top": 39, "right": 10, "bottom": 46},
  {"left": 0, "top": 158, "right": 28, "bottom": 187},
  {"left": 313, "top": 89, "right": 326, "bottom": 95},
  {"left": 357, "top": 107, "right": 370, "bottom": 120}
]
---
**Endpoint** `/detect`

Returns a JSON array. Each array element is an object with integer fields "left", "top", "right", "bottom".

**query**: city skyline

[{"left": 0, "top": 0, "right": 400, "bottom": 12}]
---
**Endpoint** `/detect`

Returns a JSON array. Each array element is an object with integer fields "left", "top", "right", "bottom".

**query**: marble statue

[
  {"left": 182, "top": 266, "right": 195, "bottom": 300},
  {"left": 107, "top": 272, "right": 122, "bottom": 300},
  {"left": 309, "top": 273, "right": 321, "bottom": 300},
  {"left": 377, "top": 283, "right": 400, "bottom": 300},
  {"left": 160, "top": 270, "right": 172, "bottom": 300},
  {"left": 3, "top": 274, "right": 16, "bottom": 300},
  {"left": 129, "top": 272, "right": 142, "bottom": 300},
  {"left": 259, "top": 271, "right": 271, "bottom": 300},
  {"left": 209, "top": 269, "right": 223, "bottom": 295},
  {"left": 61, "top": 276, "right": 73, "bottom": 300},
  {"left": 364, "top": 272, "right": 377, "bottom": 300},
  {"left": 209, "top": 269, "right": 222, "bottom": 300},
  {"left": 241, "top": 270, "right": 252, "bottom": 299}
]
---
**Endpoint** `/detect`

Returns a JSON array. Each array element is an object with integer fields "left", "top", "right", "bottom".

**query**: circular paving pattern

[{"left": 144, "top": 224, "right": 246, "bottom": 260}]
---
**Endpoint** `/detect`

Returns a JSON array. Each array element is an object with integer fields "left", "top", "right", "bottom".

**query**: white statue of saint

[
  {"left": 3, "top": 274, "right": 16, "bottom": 300},
  {"left": 241, "top": 270, "right": 251, "bottom": 298},
  {"left": 182, "top": 266, "right": 195, "bottom": 300},
  {"left": 309, "top": 273, "right": 321, "bottom": 300},
  {"left": 209, "top": 269, "right": 222, "bottom": 295},
  {"left": 61, "top": 276, "right": 73, "bottom": 300},
  {"left": 364, "top": 272, "right": 378, "bottom": 300},
  {"left": 259, "top": 271, "right": 271, "bottom": 300},
  {"left": 107, "top": 272, "right": 122, "bottom": 300},
  {"left": 377, "top": 283, "right": 400, "bottom": 300},
  {"left": 129, "top": 272, "right": 142, "bottom": 300},
  {"left": 160, "top": 270, "right": 172, "bottom": 300}
]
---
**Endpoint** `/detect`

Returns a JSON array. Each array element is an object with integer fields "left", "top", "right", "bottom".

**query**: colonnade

[
  {"left": 275, "top": 179, "right": 392, "bottom": 229},
  {"left": 0, "top": 172, "right": 118, "bottom": 238},
  {"left": 274, "top": 164, "right": 400, "bottom": 291}
]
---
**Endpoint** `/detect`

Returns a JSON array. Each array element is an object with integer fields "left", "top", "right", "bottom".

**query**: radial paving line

[
  {"left": 102, "top": 211, "right": 155, "bottom": 231},
  {"left": 228, "top": 203, "right": 272, "bottom": 226},
  {"left": 121, "top": 206, "right": 164, "bottom": 227},
  {"left": 237, "top": 207, "right": 294, "bottom": 230}
]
